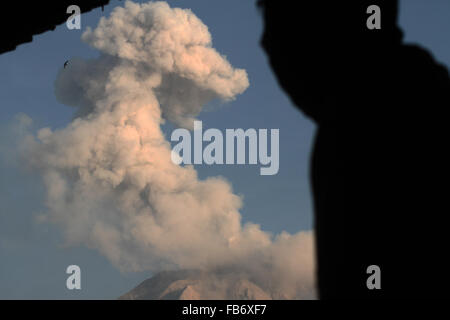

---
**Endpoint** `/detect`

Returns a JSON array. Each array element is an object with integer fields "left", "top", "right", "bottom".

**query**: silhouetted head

[{"left": 258, "top": 1, "right": 402, "bottom": 120}]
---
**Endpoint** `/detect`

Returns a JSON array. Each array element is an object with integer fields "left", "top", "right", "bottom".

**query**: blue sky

[{"left": 0, "top": 0, "right": 449, "bottom": 299}]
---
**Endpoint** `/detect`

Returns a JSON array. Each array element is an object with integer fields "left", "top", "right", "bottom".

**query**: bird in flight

[{"left": 64, "top": 60, "right": 69, "bottom": 68}]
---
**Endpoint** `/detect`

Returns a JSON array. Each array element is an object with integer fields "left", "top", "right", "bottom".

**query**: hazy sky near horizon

[{"left": 0, "top": 0, "right": 449, "bottom": 299}]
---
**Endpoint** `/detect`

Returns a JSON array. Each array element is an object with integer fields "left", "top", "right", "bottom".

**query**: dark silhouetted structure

[
  {"left": 259, "top": 0, "right": 450, "bottom": 298},
  {"left": 0, "top": 1, "right": 109, "bottom": 54}
]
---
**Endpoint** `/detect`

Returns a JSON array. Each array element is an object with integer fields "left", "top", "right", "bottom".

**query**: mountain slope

[{"left": 119, "top": 270, "right": 275, "bottom": 300}]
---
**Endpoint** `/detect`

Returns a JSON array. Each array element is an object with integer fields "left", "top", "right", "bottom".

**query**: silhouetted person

[{"left": 259, "top": 0, "right": 450, "bottom": 299}]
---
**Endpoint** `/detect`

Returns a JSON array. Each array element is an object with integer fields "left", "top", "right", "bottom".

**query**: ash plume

[{"left": 19, "top": 1, "right": 315, "bottom": 298}]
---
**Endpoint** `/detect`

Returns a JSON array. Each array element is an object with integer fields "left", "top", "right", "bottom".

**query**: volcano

[{"left": 119, "top": 269, "right": 285, "bottom": 300}]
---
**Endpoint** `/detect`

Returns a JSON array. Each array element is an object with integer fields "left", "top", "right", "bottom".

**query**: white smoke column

[{"left": 22, "top": 1, "right": 315, "bottom": 298}]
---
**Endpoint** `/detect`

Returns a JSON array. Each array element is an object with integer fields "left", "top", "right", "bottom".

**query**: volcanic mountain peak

[{"left": 119, "top": 269, "right": 275, "bottom": 300}]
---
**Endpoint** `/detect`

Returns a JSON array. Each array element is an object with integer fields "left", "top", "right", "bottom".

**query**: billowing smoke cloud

[{"left": 20, "top": 1, "right": 315, "bottom": 298}]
